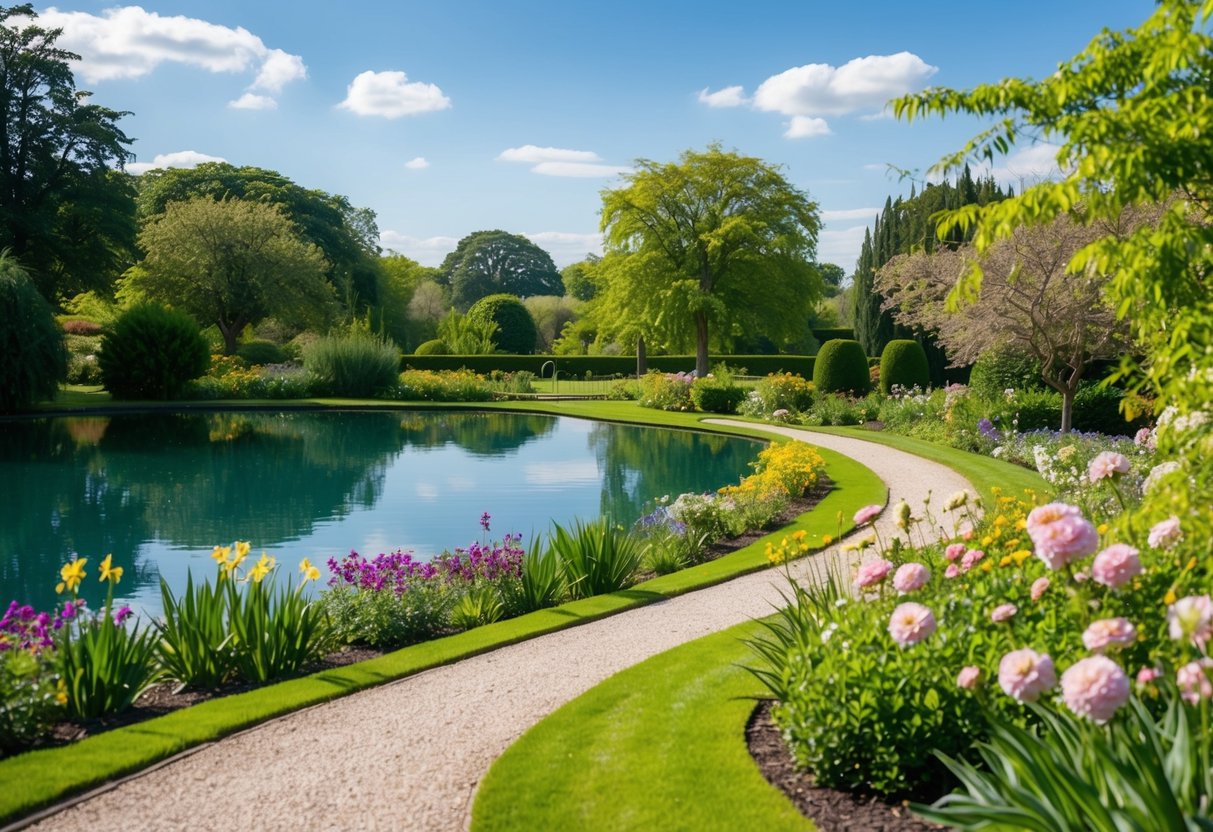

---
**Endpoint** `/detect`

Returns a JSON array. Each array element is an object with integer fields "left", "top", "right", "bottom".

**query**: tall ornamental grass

[{"left": 304, "top": 332, "right": 400, "bottom": 397}]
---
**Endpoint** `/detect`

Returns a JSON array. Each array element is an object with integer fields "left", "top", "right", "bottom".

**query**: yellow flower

[
  {"left": 56, "top": 557, "right": 87, "bottom": 594},
  {"left": 247, "top": 553, "right": 275, "bottom": 583},
  {"left": 98, "top": 553, "right": 123, "bottom": 584},
  {"left": 231, "top": 541, "right": 251, "bottom": 569},
  {"left": 792, "top": 530, "right": 807, "bottom": 542},
  {"left": 999, "top": 555, "right": 1013, "bottom": 567},
  {"left": 211, "top": 545, "right": 232, "bottom": 566},
  {"left": 55, "top": 678, "right": 67, "bottom": 707},
  {"left": 993, "top": 515, "right": 1008, "bottom": 526},
  {"left": 981, "top": 536, "right": 994, "bottom": 547},
  {"left": 1164, "top": 589, "right": 1178, "bottom": 605},
  {"left": 299, "top": 558, "right": 321, "bottom": 583},
  {"left": 1097, "top": 523, "right": 1110, "bottom": 535},
  {"left": 1004, "top": 538, "right": 1022, "bottom": 550},
  {"left": 1015, "top": 518, "right": 1027, "bottom": 531},
  {"left": 1011, "top": 549, "right": 1033, "bottom": 565},
  {"left": 981, "top": 560, "right": 994, "bottom": 573},
  {"left": 990, "top": 486, "right": 1002, "bottom": 495},
  {"left": 821, "top": 534, "right": 833, "bottom": 546}
]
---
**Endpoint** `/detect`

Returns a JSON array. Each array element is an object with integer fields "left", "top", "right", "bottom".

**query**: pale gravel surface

[{"left": 27, "top": 423, "right": 973, "bottom": 832}]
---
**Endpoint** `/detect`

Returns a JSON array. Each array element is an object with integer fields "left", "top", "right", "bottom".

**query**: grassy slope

[{"left": 0, "top": 399, "right": 883, "bottom": 825}]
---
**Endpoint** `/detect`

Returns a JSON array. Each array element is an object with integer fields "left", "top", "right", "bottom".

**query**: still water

[{"left": 0, "top": 410, "right": 759, "bottom": 618}]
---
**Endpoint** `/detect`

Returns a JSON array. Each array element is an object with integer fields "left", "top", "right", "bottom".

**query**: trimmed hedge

[
  {"left": 467, "top": 294, "right": 538, "bottom": 355},
  {"left": 401, "top": 354, "right": 815, "bottom": 378},
  {"left": 879, "top": 339, "right": 930, "bottom": 395},
  {"left": 813, "top": 339, "right": 871, "bottom": 395},
  {"left": 237, "top": 339, "right": 289, "bottom": 366},
  {"left": 414, "top": 339, "right": 450, "bottom": 356},
  {"left": 810, "top": 327, "right": 855, "bottom": 346}
]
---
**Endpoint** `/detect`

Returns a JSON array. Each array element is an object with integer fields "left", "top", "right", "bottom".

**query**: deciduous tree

[{"left": 439, "top": 230, "right": 562, "bottom": 310}]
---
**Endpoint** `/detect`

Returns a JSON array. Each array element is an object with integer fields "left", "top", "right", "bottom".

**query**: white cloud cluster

[
  {"left": 378, "top": 232, "right": 460, "bottom": 266},
  {"left": 404, "top": 157, "right": 430, "bottom": 170},
  {"left": 976, "top": 142, "right": 1062, "bottom": 187},
  {"left": 338, "top": 70, "right": 451, "bottom": 118},
  {"left": 497, "top": 146, "right": 629, "bottom": 178},
  {"left": 228, "top": 93, "right": 276, "bottom": 111},
  {"left": 127, "top": 149, "right": 227, "bottom": 175},
  {"left": 698, "top": 52, "right": 938, "bottom": 140},
  {"left": 38, "top": 6, "right": 306, "bottom": 109}
]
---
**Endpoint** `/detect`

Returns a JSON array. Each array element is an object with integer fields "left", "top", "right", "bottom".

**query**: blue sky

[{"left": 38, "top": 1, "right": 1152, "bottom": 270}]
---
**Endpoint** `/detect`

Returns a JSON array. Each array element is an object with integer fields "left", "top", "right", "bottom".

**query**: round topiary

[
  {"left": 812, "top": 339, "right": 871, "bottom": 395},
  {"left": 466, "top": 294, "right": 537, "bottom": 354},
  {"left": 969, "top": 346, "right": 1044, "bottom": 399},
  {"left": 237, "top": 339, "right": 290, "bottom": 366},
  {"left": 0, "top": 256, "right": 66, "bottom": 411},
  {"left": 879, "top": 339, "right": 930, "bottom": 395},
  {"left": 98, "top": 303, "right": 210, "bottom": 400},
  {"left": 414, "top": 339, "right": 449, "bottom": 356}
]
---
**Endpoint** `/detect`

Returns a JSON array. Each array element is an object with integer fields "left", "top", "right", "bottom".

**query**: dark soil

[{"left": 746, "top": 700, "right": 941, "bottom": 832}]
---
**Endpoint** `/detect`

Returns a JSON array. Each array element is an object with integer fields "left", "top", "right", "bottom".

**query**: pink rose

[
  {"left": 944, "top": 543, "right": 966, "bottom": 562},
  {"left": 1134, "top": 427, "right": 1153, "bottom": 448},
  {"left": 1026, "top": 503, "right": 1099, "bottom": 569},
  {"left": 1168, "top": 595, "right": 1213, "bottom": 647},
  {"left": 1081, "top": 617, "right": 1137, "bottom": 652},
  {"left": 853, "top": 504, "right": 883, "bottom": 526},
  {"left": 1030, "top": 577, "right": 1050, "bottom": 601},
  {"left": 1148, "top": 516, "right": 1182, "bottom": 550},
  {"left": 887, "top": 602, "right": 936, "bottom": 646},
  {"left": 892, "top": 562, "right": 930, "bottom": 594},
  {"left": 1135, "top": 667, "right": 1160, "bottom": 687},
  {"left": 957, "top": 666, "right": 981, "bottom": 690},
  {"left": 1088, "top": 451, "right": 1130, "bottom": 483},
  {"left": 1061, "top": 656, "right": 1130, "bottom": 722},
  {"left": 1090, "top": 544, "right": 1142, "bottom": 589},
  {"left": 1177, "top": 659, "right": 1213, "bottom": 705},
  {"left": 944, "top": 563, "right": 961, "bottom": 579},
  {"left": 998, "top": 648, "right": 1056, "bottom": 702},
  {"left": 854, "top": 558, "right": 893, "bottom": 590},
  {"left": 961, "top": 548, "right": 985, "bottom": 571},
  {"left": 991, "top": 603, "right": 1018, "bottom": 622}
]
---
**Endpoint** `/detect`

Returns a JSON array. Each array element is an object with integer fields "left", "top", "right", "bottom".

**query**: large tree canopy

[
  {"left": 438, "top": 229, "right": 562, "bottom": 310},
  {"left": 598, "top": 145, "right": 821, "bottom": 375},
  {"left": 0, "top": 4, "right": 136, "bottom": 301},
  {"left": 127, "top": 197, "right": 334, "bottom": 354}
]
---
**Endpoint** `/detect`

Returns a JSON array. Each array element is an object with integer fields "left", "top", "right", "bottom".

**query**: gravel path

[{"left": 26, "top": 424, "right": 974, "bottom": 832}]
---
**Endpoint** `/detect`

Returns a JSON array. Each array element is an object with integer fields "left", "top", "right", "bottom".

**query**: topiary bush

[
  {"left": 0, "top": 256, "right": 66, "bottom": 411},
  {"left": 98, "top": 303, "right": 209, "bottom": 400},
  {"left": 968, "top": 346, "right": 1045, "bottom": 400},
  {"left": 414, "top": 339, "right": 449, "bottom": 356},
  {"left": 690, "top": 367, "right": 746, "bottom": 414},
  {"left": 304, "top": 332, "right": 401, "bottom": 398},
  {"left": 466, "top": 294, "right": 538, "bottom": 354},
  {"left": 879, "top": 339, "right": 930, "bottom": 395},
  {"left": 237, "top": 339, "right": 290, "bottom": 366},
  {"left": 812, "top": 339, "right": 871, "bottom": 395}
]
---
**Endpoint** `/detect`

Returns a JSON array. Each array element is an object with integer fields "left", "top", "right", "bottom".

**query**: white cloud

[
  {"left": 977, "top": 142, "right": 1063, "bottom": 186},
  {"left": 228, "top": 93, "right": 276, "bottom": 110},
  {"left": 863, "top": 162, "right": 890, "bottom": 171},
  {"left": 38, "top": 6, "right": 306, "bottom": 96},
  {"left": 522, "top": 460, "right": 600, "bottom": 486},
  {"left": 754, "top": 52, "right": 937, "bottom": 123},
  {"left": 338, "top": 70, "right": 451, "bottom": 118},
  {"left": 531, "top": 161, "right": 630, "bottom": 178},
  {"left": 697, "top": 85, "right": 748, "bottom": 108},
  {"left": 821, "top": 207, "right": 879, "bottom": 222},
  {"left": 817, "top": 224, "right": 870, "bottom": 270},
  {"left": 379, "top": 232, "right": 459, "bottom": 266},
  {"left": 497, "top": 145, "right": 602, "bottom": 164},
  {"left": 127, "top": 149, "right": 227, "bottom": 175},
  {"left": 404, "top": 157, "right": 430, "bottom": 170},
  {"left": 784, "top": 116, "right": 831, "bottom": 139},
  {"left": 523, "top": 231, "right": 603, "bottom": 267}
]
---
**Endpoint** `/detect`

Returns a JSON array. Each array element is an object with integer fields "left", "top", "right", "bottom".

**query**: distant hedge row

[{"left": 400, "top": 354, "right": 816, "bottom": 378}]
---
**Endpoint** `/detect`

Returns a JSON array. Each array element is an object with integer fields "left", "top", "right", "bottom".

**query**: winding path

[{"left": 26, "top": 424, "right": 973, "bottom": 832}]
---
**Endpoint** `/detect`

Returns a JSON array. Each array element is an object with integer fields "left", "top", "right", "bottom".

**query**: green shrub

[
  {"left": 0, "top": 256, "right": 66, "bottom": 410},
  {"left": 549, "top": 518, "right": 644, "bottom": 599},
  {"left": 237, "top": 339, "right": 290, "bottom": 366},
  {"left": 321, "top": 582, "right": 452, "bottom": 649},
  {"left": 57, "top": 603, "right": 162, "bottom": 720},
  {"left": 155, "top": 571, "right": 235, "bottom": 691},
  {"left": 224, "top": 570, "right": 332, "bottom": 683},
  {"left": 304, "top": 332, "right": 400, "bottom": 397},
  {"left": 97, "top": 303, "right": 209, "bottom": 400},
  {"left": 690, "top": 366, "right": 745, "bottom": 413},
  {"left": 812, "top": 339, "right": 871, "bottom": 395},
  {"left": 0, "top": 648, "right": 62, "bottom": 753},
  {"left": 467, "top": 293, "right": 538, "bottom": 354},
  {"left": 879, "top": 339, "right": 930, "bottom": 395},
  {"left": 65, "top": 334, "right": 103, "bottom": 385},
  {"left": 1073, "top": 384, "right": 1142, "bottom": 435},
  {"left": 402, "top": 354, "right": 815, "bottom": 377},
  {"left": 968, "top": 346, "right": 1045, "bottom": 399},
  {"left": 637, "top": 371, "right": 694, "bottom": 411},
  {"left": 396, "top": 369, "right": 494, "bottom": 401},
  {"left": 414, "top": 338, "right": 449, "bottom": 356}
]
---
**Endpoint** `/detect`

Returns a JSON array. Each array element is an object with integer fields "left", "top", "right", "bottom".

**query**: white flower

[{"left": 1143, "top": 461, "right": 1182, "bottom": 493}]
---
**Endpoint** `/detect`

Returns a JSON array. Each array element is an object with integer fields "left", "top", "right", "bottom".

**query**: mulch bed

[{"left": 746, "top": 700, "right": 942, "bottom": 832}]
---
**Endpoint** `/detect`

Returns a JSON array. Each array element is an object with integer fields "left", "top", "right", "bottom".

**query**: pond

[{"left": 0, "top": 410, "right": 760, "bottom": 619}]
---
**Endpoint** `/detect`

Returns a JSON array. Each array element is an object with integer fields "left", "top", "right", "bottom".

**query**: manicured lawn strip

[
  {"left": 471, "top": 618, "right": 813, "bottom": 832},
  {"left": 0, "top": 405, "right": 882, "bottom": 825}
]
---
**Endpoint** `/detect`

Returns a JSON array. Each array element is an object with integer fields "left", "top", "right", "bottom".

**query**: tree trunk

[
  {"left": 218, "top": 322, "right": 240, "bottom": 355},
  {"left": 695, "top": 311, "right": 709, "bottom": 377},
  {"left": 1060, "top": 387, "right": 1075, "bottom": 433},
  {"left": 636, "top": 335, "right": 647, "bottom": 377}
]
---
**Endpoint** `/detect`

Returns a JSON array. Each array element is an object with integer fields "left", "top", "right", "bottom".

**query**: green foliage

[
  {"left": 690, "top": 366, "right": 745, "bottom": 414},
  {"left": 968, "top": 347, "right": 1044, "bottom": 399},
  {"left": 549, "top": 518, "right": 644, "bottom": 599},
  {"left": 467, "top": 293, "right": 538, "bottom": 354},
  {"left": 440, "top": 230, "right": 563, "bottom": 310},
  {"left": 56, "top": 606, "right": 162, "bottom": 720},
  {"left": 236, "top": 339, "right": 290, "bottom": 366},
  {"left": 303, "top": 332, "right": 400, "bottom": 397},
  {"left": 321, "top": 583, "right": 451, "bottom": 649},
  {"left": 223, "top": 573, "right": 332, "bottom": 684},
  {"left": 0, "top": 649, "right": 61, "bottom": 754},
  {"left": 402, "top": 353, "right": 814, "bottom": 377},
  {"left": 437, "top": 309, "right": 497, "bottom": 355},
  {"left": 0, "top": 254, "right": 65, "bottom": 410},
  {"left": 414, "top": 339, "right": 449, "bottom": 356},
  {"left": 560, "top": 257, "right": 599, "bottom": 301},
  {"left": 510, "top": 541, "right": 564, "bottom": 612},
  {"left": 449, "top": 586, "right": 505, "bottom": 630},
  {"left": 637, "top": 371, "right": 693, "bottom": 411},
  {"left": 374, "top": 254, "right": 439, "bottom": 349},
  {"left": 154, "top": 572, "right": 234, "bottom": 691},
  {"left": 879, "top": 339, "right": 930, "bottom": 395},
  {"left": 524, "top": 295, "right": 582, "bottom": 351},
  {"left": 396, "top": 369, "right": 494, "bottom": 401},
  {"left": 812, "top": 339, "right": 871, "bottom": 395},
  {"left": 97, "top": 302, "right": 209, "bottom": 400}
]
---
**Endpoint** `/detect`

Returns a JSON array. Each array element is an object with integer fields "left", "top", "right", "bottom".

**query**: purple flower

[
  {"left": 977, "top": 418, "right": 1000, "bottom": 440},
  {"left": 114, "top": 606, "right": 134, "bottom": 625},
  {"left": 480, "top": 512, "right": 492, "bottom": 532}
]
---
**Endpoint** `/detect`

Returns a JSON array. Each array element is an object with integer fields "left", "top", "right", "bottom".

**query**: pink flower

[
  {"left": 991, "top": 603, "right": 1018, "bottom": 622},
  {"left": 1026, "top": 503, "right": 1099, "bottom": 569},
  {"left": 998, "top": 648, "right": 1056, "bottom": 702},
  {"left": 1148, "top": 516, "right": 1182, "bottom": 550},
  {"left": 1082, "top": 617, "right": 1137, "bottom": 652},
  {"left": 1030, "top": 577, "right": 1050, "bottom": 601},
  {"left": 1177, "top": 659, "right": 1213, "bottom": 705},
  {"left": 854, "top": 558, "right": 893, "bottom": 590},
  {"left": 853, "top": 504, "right": 883, "bottom": 526},
  {"left": 1073, "top": 570, "right": 1090, "bottom": 583},
  {"left": 957, "top": 666, "right": 981, "bottom": 690},
  {"left": 887, "top": 602, "right": 936, "bottom": 646},
  {"left": 1136, "top": 667, "right": 1160, "bottom": 687},
  {"left": 1168, "top": 595, "right": 1213, "bottom": 647},
  {"left": 961, "top": 548, "right": 985, "bottom": 571},
  {"left": 1061, "top": 656, "right": 1130, "bottom": 722},
  {"left": 1134, "top": 427, "right": 1153, "bottom": 448},
  {"left": 944, "top": 543, "right": 966, "bottom": 562},
  {"left": 1088, "top": 451, "right": 1130, "bottom": 483},
  {"left": 892, "top": 563, "right": 930, "bottom": 594},
  {"left": 1090, "top": 544, "right": 1142, "bottom": 589},
  {"left": 944, "top": 564, "right": 961, "bottom": 579}
]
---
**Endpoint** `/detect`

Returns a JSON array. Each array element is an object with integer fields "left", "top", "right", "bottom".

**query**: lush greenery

[
  {"left": 812, "top": 338, "right": 871, "bottom": 395},
  {"left": 879, "top": 339, "right": 929, "bottom": 395},
  {"left": 303, "top": 332, "right": 401, "bottom": 398},
  {"left": 466, "top": 293, "right": 538, "bottom": 354},
  {"left": 439, "top": 230, "right": 563, "bottom": 311},
  {"left": 97, "top": 303, "right": 210, "bottom": 401},
  {"left": 0, "top": 254, "right": 64, "bottom": 411}
]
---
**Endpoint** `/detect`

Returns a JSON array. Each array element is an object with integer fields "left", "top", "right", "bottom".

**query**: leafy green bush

[
  {"left": 467, "top": 293, "right": 538, "bottom": 354},
  {"left": 0, "top": 255, "right": 66, "bottom": 410},
  {"left": 968, "top": 346, "right": 1045, "bottom": 399},
  {"left": 549, "top": 518, "right": 644, "bottom": 599},
  {"left": 65, "top": 334, "right": 103, "bottom": 385},
  {"left": 396, "top": 368, "right": 494, "bottom": 401},
  {"left": 97, "top": 303, "right": 209, "bottom": 400},
  {"left": 0, "top": 648, "right": 61, "bottom": 753},
  {"left": 237, "top": 339, "right": 290, "bottom": 366},
  {"left": 690, "top": 366, "right": 745, "bottom": 413},
  {"left": 812, "top": 339, "right": 871, "bottom": 395},
  {"left": 879, "top": 339, "right": 930, "bottom": 395},
  {"left": 491, "top": 369, "right": 536, "bottom": 394},
  {"left": 303, "top": 332, "right": 400, "bottom": 397},
  {"left": 155, "top": 571, "right": 235, "bottom": 691},
  {"left": 499, "top": 540, "right": 564, "bottom": 613},
  {"left": 57, "top": 604, "right": 162, "bottom": 720},
  {"left": 414, "top": 338, "right": 449, "bottom": 355},
  {"left": 223, "top": 561, "right": 333, "bottom": 684},
  {"left": 637, "top": 371, "right": 693, "bottom": 411},
  {"left": 1073, "top": 384, "right": 1141, "bottom": 434},
  {"left": 449, "top": 586, "right": 505, "bottom": 630}
]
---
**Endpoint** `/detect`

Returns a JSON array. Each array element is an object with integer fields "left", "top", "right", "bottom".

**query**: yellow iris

[
  {"left": 55, "top": 679, "right": 68, "bottom": 707},
  {"left": 1165, "top": 589, "right": 1178, "bottom": 605},
  {"left": 211, "top": 545, "right": 232, "bottom": 566},
  {"left": 299, "top": 557, "right": 321, "bottom": 583},
  {"left": 248, "top": 553, "right": 275, "bottom": 583},
  {"left": 792, "top": 530, "right": 807, "bottom": 542},
  {"left": 56, "top": 557, "right": 87, "bottom": 594},
  {"left": 98, "top": 553, "right": 123, "bottom": 584},
  {"left": 232, "top": 541, "right": 251, "bottom": 568}
]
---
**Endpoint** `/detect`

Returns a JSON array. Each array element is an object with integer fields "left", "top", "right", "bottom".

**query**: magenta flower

[
  {"left": 1026, "top": 503, "right": 1099, "bottom": 569},
  {"left": 854, "top": 558, "right": 893, "bottom": 590},
  {"left": 887, "top": 602, "right": 936, "bottom": 646},
  {"left": 853, "top": 504, "right": 883, "bottom": 526},
  {"left": 1082, "top": 617, "right": 1137, "bottom": 652},
  {"left": 944, "top": 563, "right": 961, "bottom": 579},
  {"left": 1168, "top": 595, "right": 1213, "bottom": 647},
  {"left": 1061, "top": 656, "right": 1130, "bottom": 722},
  {"left": 1090, "top": 544, "right": 1142, "bottom": 589},
  {"left": 1148, "top": 516, "right": 1182, "bottom": 550},
  {"left": 480, "top": 512, "right": 492, "bottom": 532},
  {"left": 892, "top": 562, "right": 930, "bottom": 594},
  {"left": 961, "top": 548, "right": 985, "bottom": 571},
  {"left": 998, "top": 648, "right": 1056, "bottom": 702},
  {"left": 1088, "top": 451, "right": 1130, "bottom": 483},
  {"left": 956, "top": 666, "right": 981, "bottom": 690},
  {"left": 1136, "top": 667, "right": 1160, "bottom": 687},
  {"left": 991, "top": 603, "right": 1018, "bottom": 623},
  {"left": 113, "top": 606, "right": 134, "bottom": 625},
  {"left": 1177, "top": 659, "right": 1213, "bottom": 705},
  {"left": 1030, "top": 576, "right": 1051, "bottom": 601},
  {"left": 944, "top": 543, "right": 966, "bottom": 562}
]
